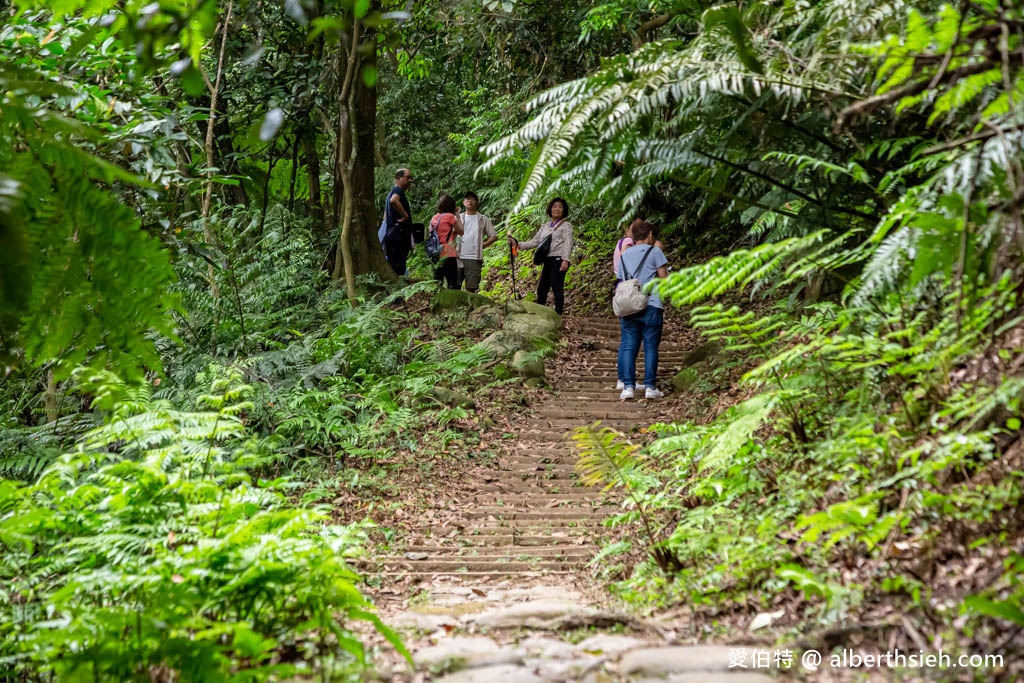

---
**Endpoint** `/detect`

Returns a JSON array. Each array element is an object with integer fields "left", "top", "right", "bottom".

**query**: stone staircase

[
  {"left": 374, "top": 316, "right": 686, "bottom": 579},
  {"left": 365, "top": 316, "right": 775, "bottom": 683}
]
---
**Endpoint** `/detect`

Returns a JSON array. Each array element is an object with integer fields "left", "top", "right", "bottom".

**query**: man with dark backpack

[{"left": 382, "top": 168, "right": 414, "bottom": 276}]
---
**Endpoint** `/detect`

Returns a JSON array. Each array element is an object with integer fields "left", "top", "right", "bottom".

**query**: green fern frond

[
  {"left": 572, "top": 424, "right": 644, "bottom": 491},
  {"left": 660, "top": 231, "right": 827, "bottom": 307}
]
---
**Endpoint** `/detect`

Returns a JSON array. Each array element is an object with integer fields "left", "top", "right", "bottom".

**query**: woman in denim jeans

[{"left": 617, "top": 221, "right": 668, "bottom": 400}]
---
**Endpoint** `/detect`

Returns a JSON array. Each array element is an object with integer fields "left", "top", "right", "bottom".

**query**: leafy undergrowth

[
  {"left": 0, "top": 369, "right": 408, "bottom": 681},
  {"left": 0, "top": 206, "right": 531, "bottom": 680}
]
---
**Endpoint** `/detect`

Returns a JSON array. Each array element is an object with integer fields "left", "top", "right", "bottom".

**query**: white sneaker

[
  {"left": 615, "top": 380, "right": 625, "bottom": 390},
  {"left": 645, "top": 387, "right": 664, "bottom": 400},
  {"left": 619, "top": 387, "right": 635, "bottom": 400}
]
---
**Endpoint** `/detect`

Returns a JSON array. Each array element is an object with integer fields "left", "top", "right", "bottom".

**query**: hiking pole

[{"left": 509, "top": 238, "right": 520, "bottom": 300}]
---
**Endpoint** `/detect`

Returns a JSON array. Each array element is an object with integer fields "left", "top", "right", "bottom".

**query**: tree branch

[
  {"left": 694, "top": 147, "right": 878, "bottom": 221},
  {"left": 632, "top": 13, "right": 677, "bottom": 48}
]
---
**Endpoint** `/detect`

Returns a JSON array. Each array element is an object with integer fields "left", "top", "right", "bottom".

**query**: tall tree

[{"left": 329, "top": 9, "right": 393, "bottom": 293}]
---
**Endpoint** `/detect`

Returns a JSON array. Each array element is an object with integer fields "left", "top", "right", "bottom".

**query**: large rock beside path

[
  {"left": 506, "top": 300, "right": 562, "bottom": 328},
  {"left": 468, "top": 305, "right": 502, "bottom": 329},
  {"left": 511, "top": 350, "right": 545, "bottom": 379},
  {"left": 432, "top": 289, "right": 494, "bottom": 312},
  {"left": 503, "top": 313, "right": 560, "bottom": 341},
  {"left": 477, "top": 330, "right": 535, "bottom": 358}
]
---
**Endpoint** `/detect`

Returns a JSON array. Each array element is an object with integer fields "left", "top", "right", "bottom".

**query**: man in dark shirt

[{"left": 382, "top": 168, "right": 414, "bottom": 276}]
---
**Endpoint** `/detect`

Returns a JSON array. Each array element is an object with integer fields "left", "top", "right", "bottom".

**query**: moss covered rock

[
  {"left": 672, "top": 366, "right": 700, "bottom": 392},
  {"left": 506, "top": 300, "right": 562, "bottom": 328},
  {"left": 431, "top": 289, "right": 494, "bottom": 312},
  {"left": 510, "top": 350, "right": 545, "bottom": 379},
  {"left": 503, "top": 313, "right": 560, "bottom": 341},
  {"left": 432, "top": 386, "right": 476, "bottom": 408},
  {"left": 477, "top": 330, "right": 535, "bottom": 358},
  {"left": 468, "top": 305, "right": 503, "bottom": 329}
]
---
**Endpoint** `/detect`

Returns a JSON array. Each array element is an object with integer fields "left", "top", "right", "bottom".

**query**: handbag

[
  {"left": 533, "top": 219, "right": 564, "bottom": 265},
  {"left": 532, "top": 235, "right": 552, "bottom": 265},
  {"left": 612, "top": 245, "right": 656, "bottom": 317}
]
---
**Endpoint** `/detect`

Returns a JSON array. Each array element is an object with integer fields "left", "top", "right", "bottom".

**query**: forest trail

[{"left": 365, "top": 317, "right": 773, "bottom": 682}]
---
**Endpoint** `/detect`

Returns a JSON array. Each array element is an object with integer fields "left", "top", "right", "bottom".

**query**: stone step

[
  {"left": 567, "top": 366, "right": 685, "bottom": 374},
  {"left": 524, "top": 419, "right": 638, "bottom": 430},
  {"left": 468, "top": 495, "right": 605, "bottom": 508},
  {"left": 515, "top": 431, "right": 573, "bottom": 442},
  {"left": 501, "top": 443, "right": 570, "bottom": 453},
  {"left": 575, "top": 361, "right": 691, "bottom": 370},
  {"left": 462, "top": 509, "right": 614, "bottom": 521},
  {"left": 491, "top": 479, "right": 582, "bottom": 489},
  {"left": 505, "top": 470, "right": 578, "bottom": 482},
  {"left": 406, "top": 534, "right": 596, "bottom": 547},
  {"left": 377, "top": 571, "right": 576, "bottom": 580},
  {"left": 537, "top": 399, "right": 649, "bottom": 408},
  {"left": 535, "top": 409, "right": 646, "bottom": 420},
  {"left": 501, "top": 457, "right": 578, "bottom": 467},
  {"left": 496, "top": 465, "right": 578, "bottom": 477},
  {"left": 477, "top": 481, "right": 590, "bottom": 493},
  {"left": 503, "top": 456, "right": 578, "bottom": 467},
  {"left": 554, "top": 391, "right": 673, "bottom": 402},
  {"left": 376, "top": 558, "right": 584, "bottom": 572},
  {"left": 556, "top": 378, "right": 663, "bottom": 387},
  {"left": 400, "top": 545, "right": 595, "bottom": 557},
  {"left": 419, "top": 522, "right": 601, "bottom": 535},
  {"left": 586, "top": 341, "right": 691, "bottom": 352},
  {"left": 415, "top": 524, "right": 603, "bottom": 539}
]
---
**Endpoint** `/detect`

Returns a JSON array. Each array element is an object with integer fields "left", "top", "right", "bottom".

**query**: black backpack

[{"left": 424, "top": 216, "right": 442, "bottom": 262}]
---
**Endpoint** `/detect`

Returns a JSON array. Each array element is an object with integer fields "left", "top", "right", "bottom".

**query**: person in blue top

[
  {"left": 616, "top": 220, "right": 669, "bottom": 400},
  {"left": 381, "top": 168, "right": 414, "bottom": 275}
]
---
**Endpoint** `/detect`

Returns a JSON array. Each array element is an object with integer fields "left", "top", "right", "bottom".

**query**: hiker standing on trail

[
  {"left": 429, "top": 194, "right": 464, "bottom": 290},
  {"left": 617, "top": 220, "right": 668, "bottom": 401},
  {"left": 612, "top": 220, "right": 638, "bottom": 281},
  {"left": 457, "top": 191, "right": 498, "bottom": 293},
  {"left": 383, "top": 168, "right": 415, "bottom": 276},
  {"left": 506, "top": 198, "right": 574, "bottom": 315},
  {"left": 613, "top": 219, "right": 638, "bottom": 392}
]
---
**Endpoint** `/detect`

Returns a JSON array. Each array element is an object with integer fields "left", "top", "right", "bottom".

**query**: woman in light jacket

[{"left": 507, "top": 198, "right": 574, "bottom": 315}]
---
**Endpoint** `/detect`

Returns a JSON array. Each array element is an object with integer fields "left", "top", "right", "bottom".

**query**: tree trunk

[
  {"left": 300, "top": 126, "right": 327, "bottom": 239},
  {"left": 201, "top": 0, "right": 233, "bottom": 299},
  {"left": 288, "top": 133, "right": 299, "bottom": 212},
  {"left": 213, "top": 111, "right": 250, "bottom": 207},
  {"left": 259, "top": 134, "right": 283, "bottom": 236},
  {"left": 331, "top": 21, "right": 395, "bottom": 286}
]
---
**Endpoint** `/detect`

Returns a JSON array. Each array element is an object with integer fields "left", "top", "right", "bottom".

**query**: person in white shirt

[{"left": 457, "top": 191, "right": 498, "bottom": 293}]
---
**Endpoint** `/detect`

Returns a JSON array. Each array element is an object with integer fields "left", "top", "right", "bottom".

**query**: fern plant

[
  {"left": 573, "top": 425, "right": 682, "bottom": 573},
  {"left": 0, "top": 368, "right": 410, "bottom": 681}
]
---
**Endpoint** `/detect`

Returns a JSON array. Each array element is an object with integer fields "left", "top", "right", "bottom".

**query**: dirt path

[{"left": 365, "top": 317, "right": 772, "bottom": 682}]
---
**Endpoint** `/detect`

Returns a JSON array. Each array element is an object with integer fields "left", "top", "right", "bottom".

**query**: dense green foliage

[
  {"left": 3, "top": 0, "right": 1024, "bottom": 678},
  {"left": 1, "top": 370, "right": 407, "bottom": 680},
  {"left": 547, "top": 0, "right": 1024, "bottom": 674}
]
